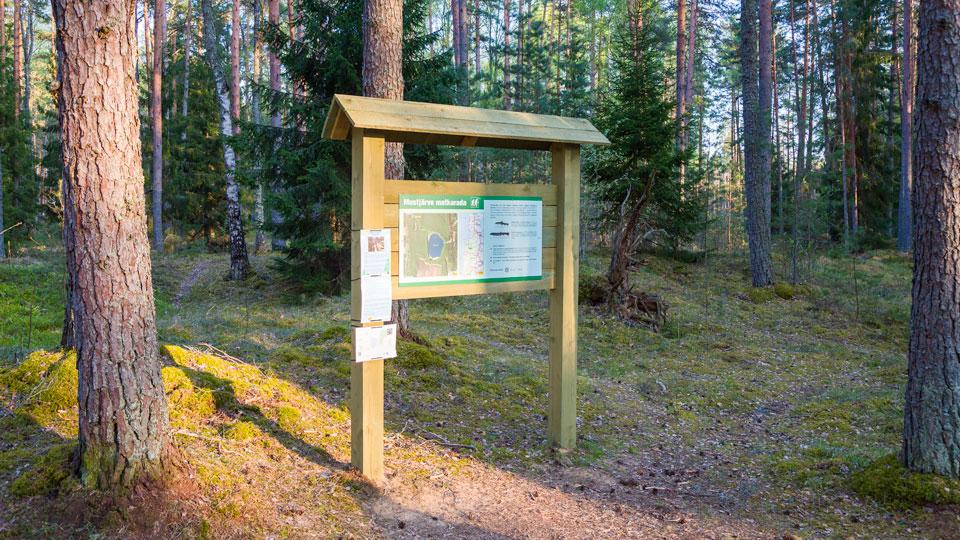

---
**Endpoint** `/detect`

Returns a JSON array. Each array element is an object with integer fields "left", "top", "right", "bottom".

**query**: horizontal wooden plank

[
  {"left": 391, "top": 272, "right": 555, "bottom": 300},
  {"left": 366, "top": 130, "right": 561, "bottom": 150},
  {"left": 384, "top": 180, "right": 558, "bottom": 205}
]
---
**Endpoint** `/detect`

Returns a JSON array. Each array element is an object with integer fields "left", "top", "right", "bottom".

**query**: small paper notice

[
  {"left": 358, "top": 229, "right": 392, "bottom": 323},
  {"left": 360, "top": 229, "right": 391, "bottom": 277},
  {"left": 353, "top": 324, "right": 398, "bottom": 362},
  {"left": 360, "top": 274, "right": 392, "bottom": 322}
]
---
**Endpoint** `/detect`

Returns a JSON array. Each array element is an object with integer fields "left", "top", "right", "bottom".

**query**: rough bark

[
  {"left": 897, "top": 0, "right": 915, "bottom": 252},
  {"left": 201, "top": 0, "right": 250, "bottom": 280},
  {"left": 903, "top": 0, "right": 960, "bottom": 477},
  {"left": 740, "top": 0, "right": 774, "bottom": 286},
  {"left": 151, "top": 0, "right": 165, "bottom": 251},
  {"left": 362, "top": 0, "right": 412, "bottom": 338},
  {"left": 51, "top": 0, "right": 171, "bottom": 489}
]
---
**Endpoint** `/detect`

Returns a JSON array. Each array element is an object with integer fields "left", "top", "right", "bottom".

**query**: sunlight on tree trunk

[{"left": 51, "top": 0, "right": 171, "bottom": 490}]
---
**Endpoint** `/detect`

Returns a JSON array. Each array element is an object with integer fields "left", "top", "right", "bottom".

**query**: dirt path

[
  {"left": 371, "top": 460, "right": 769, "bottom": 539},
  {"left": 173, "top": 259, "right": 213, "bottom": 308}
]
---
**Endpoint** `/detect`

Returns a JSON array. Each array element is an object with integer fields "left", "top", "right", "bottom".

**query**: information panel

[{"left": 398, "top": 194, "right": 542, "bottom": 286}]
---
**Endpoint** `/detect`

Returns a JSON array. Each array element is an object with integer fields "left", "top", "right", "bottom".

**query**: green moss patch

[
  {"left": 850, "top": 454, "right": 960, "bottom": 509},
  {"left": 0, "top": 351, "right": 79, "bottom": 435},
  {"left": 9, "top": 443, "right": 77, "bottom": 498},
  {"left": 395, "top": 341, "right": 445, "bottom": 370},
  {"left": 223, "top": 420, "right": 261, "bottom": 441},
  {"left": 773, "top": 282, "right": 796, "bottom": 300},
  {"left": 162, "top": 366, "right": 217, "bottom": 427}
]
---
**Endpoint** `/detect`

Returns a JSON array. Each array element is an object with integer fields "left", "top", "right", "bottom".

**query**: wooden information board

[{"left": 323, "top": 94, "right": 609, "bottom": 482}]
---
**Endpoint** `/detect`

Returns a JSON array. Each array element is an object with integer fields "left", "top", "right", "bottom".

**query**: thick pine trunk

[
  {"left": 897, "top": 0, "right": 915, "bottom": 252},
  {"left": 201, "top": 0, "right": 250, "bottom": 281},
  {"left": 362, "top": 0, "right": 412, "bottom": 338},
  {"left": 903, "top": 0, "right": 960, "bottom": 478},
  {"left": 51, "top": 0, "right": 170, "bottom": 489},
  {"left": 151, "top": 0, "right": 165, "bottom": 251},
  {"left": 740, "top": 0, "right": 774, "bottom": 287}
]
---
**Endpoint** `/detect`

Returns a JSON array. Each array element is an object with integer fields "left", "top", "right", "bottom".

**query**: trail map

[{"left": 398, "top": 194, "right": 542, "bottom": 286}]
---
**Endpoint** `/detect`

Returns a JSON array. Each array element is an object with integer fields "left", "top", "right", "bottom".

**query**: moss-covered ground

[{"left": 0, "top": 242, "right": 956, "bottom": 538}]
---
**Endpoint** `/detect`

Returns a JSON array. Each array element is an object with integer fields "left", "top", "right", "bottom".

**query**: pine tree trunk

[
  {"left": 151, "top": 0, "right": 165, "bottom": 251},
  {"left": 897, "top": 0, "right": 915, "bottom": 252},
  {"left": 51, "top": 0, "right": 171, "bottom": 489},
  {"left": 0, "top": 0, "right": 6, "bottom": 59},
  {"left": 741, "top": 0, "right": 774, "bottom": 286},
  {"left": 268, "top": 0, "right": 284, "bottom": 250},
  {"left": 362, "top": 0, "right": 411, "bottom": 338},
  {"left": 503, "top": 0, "right": 510, "bottom": 109},
  {"left": 792, "top": 0, "right": 809, "bottom": 283},
  {"left": 202, "top": 0, "right": 250, "bottom": 280},
  {"left": 21, "top": 0, "right": 30, "bottom": 118},
  {"left": 181, "top": 0, "right": 191, "bottom": 118},
  {"left": 675, "top": 0, "right": 686, "bottom": 174},
  {"left": 12, "top": 0, "right": 22, "bottom": 119},
  {"left": 251, "top": 0, "right": 267, "bottom": 254},
  {"left": 758, "top": 0, "right": 773, "bottom": 230},
  {"left": 0, "top": 148, "right": 4, "bottom": 259},
  {"left": 774, "top": 31, "right": 785, "bottom": 235},
  {"left": 231, "top": 0, "right": 241, "bottom": 126},
  {"left": 684, "top": 0, "right": 697, "bottom": 144},
  {"left": 903, "top": 0, "right": 960, "bottom": 477}
]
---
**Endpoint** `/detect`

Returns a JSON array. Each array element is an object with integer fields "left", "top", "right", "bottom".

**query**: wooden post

[
  {"left": 350, "top": 129, "right": 386, "bottom": 482},
  {"left": 548, "top": 143, "right": 580, "bottom": 450}
]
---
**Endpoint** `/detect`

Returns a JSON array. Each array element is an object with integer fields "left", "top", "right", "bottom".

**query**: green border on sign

[{"left": 399, "top": 194, "right": 544, "bottom": 287}]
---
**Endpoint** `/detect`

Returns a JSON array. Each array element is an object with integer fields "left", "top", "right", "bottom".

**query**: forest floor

[{"left": 1, "top": 238, "right": 958, "bottom": 539}]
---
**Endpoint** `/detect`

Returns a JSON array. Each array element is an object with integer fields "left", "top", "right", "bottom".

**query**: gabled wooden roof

[{"left": 321, "top": 94, "right": 610, "bottom": 150}]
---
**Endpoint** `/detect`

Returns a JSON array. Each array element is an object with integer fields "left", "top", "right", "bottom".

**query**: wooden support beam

[
  {"left": 350, "top": 129, "right": 385, "bottom": 482},
  {"left": 548, "top": 144, "right": 580, "bottom": 450}
]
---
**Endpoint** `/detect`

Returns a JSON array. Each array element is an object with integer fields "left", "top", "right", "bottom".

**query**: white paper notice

[
  {"left": 360, "top": 229, "right": 391, "bottom": 277},
  {"left": 353, "top": 324, "right": 398, "bottom": 362},
  {"left": 358, "top": 229, "right": 392, "bottom": 323},
  {"left": 360, "top": 274, "right": 392, "bottom": 322}
]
